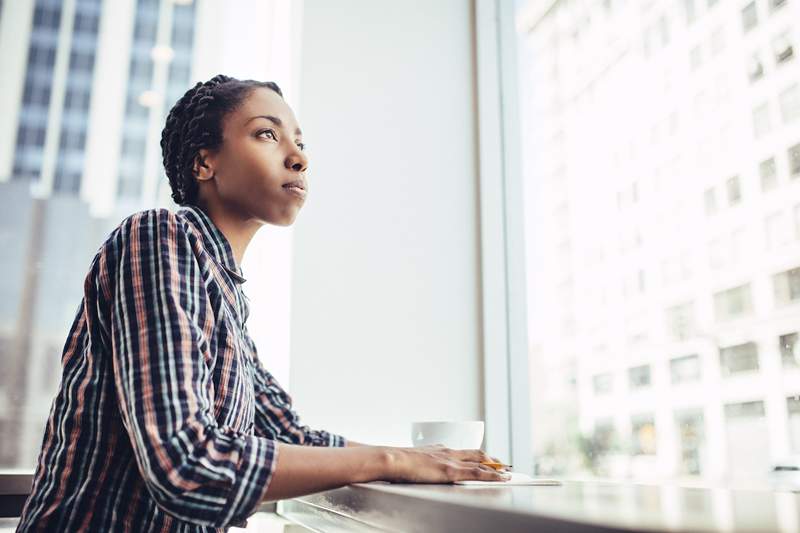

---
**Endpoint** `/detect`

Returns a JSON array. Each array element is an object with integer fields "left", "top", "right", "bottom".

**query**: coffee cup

[{"left": 410, "top": 421, "right": 485, "bottom": 449}]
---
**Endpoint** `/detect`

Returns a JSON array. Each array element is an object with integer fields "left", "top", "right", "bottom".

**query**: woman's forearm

[
  {"left": 345, "top": 439, "right": 368, "bottom": 447},
  {"left": 261, "top": 443, "right": 388, "bottom": 502}
]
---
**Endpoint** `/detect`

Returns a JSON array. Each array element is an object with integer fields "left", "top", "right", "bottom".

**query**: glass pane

[
  {"left": 0, "top": 0, "right": 200, "bottom": 470},
  {"left": 517, "top": 0, "right": 800, "bottom": 485}
]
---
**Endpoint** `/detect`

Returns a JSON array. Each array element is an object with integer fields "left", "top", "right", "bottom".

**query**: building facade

[{"left": 518, "top": 0, "right": 800, "bottom": 483}]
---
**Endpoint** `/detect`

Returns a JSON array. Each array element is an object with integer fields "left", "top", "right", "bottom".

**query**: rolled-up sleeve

[
  {"left": 243, "top": 333, "right": 346, "bottom": 447},
  {"left": 109, "top": 209, "right": 278, "bottom": 528}
]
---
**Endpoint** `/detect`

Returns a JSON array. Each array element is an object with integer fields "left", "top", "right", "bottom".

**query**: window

[
  {"left": 741, "top": 2, "right": 758, "bottom": 32},
  {"left": 774, "top": 33, "right": 795, "bottom": 64},
  {"left": 517, "top": 0, "right": 800, "bottom": 485},
  {"left": 770, "top": 0, "right": 788, "bottom": 11},
  {"left": 710, "top": 27, "right": 725, "bottom": 56},
  {"left": 593, "top": 373, "right": 613, "bottom": 395},
  {"left": 629, "top": 365, "right": 651, "bottom": 389},
  {"left": 789, "top": 396, "right": 800, "bottom": 453},
  {"left": 683, "top": 0, "right": 696, "bottom": 24},
  {"left": 33, "top": 5, "right": 61, "bottom": 30},
  {"left": 781, "top": 333, "right": 799, "bottom": 367},
  {"left": 704, "top": 187, "right": 717, "bottom": 215},
  {"left": 759, "top": 157, "right": 778, "bottom": 191},
  {"left": 74, "top": 13, "right": 99, "bottom": 34},
  {"left": 747, "top": 54, "right": 764, "bottom": 82},
  {"left": 773, "top": 266, "right": 800, "bottom": 305},
  {"left": 690, "top": 45, "right": 703, "bottom": 70},
  {"left": 713, "top": 284, "right": 753, "bottom": 321},
  {"left": 752, "top": 103, "right": 771, "bottom": 139},
  {"left": 719, "top": 342, "right": 760, "bottom": 376},
  {"left": 795, "top": 205, "right": 800, "bottom": 239},
  {"left": 658, "top": 15, "right": 669, "bottom": 47},
  {"left": 671, "top": 355, "right": 701, "bottom": 384},
  {"left": 676, "top": 409, "right": 705, "bottom": 475},
  {"left": 790, "top": 143, "right": 800, "bottom": 176},
  {"left": 631, "top": 414, "right": 657, "bottom": 455},
  {"left": 725, "top": 400, "right": 765, "bottom": 418},
  {"left": 726, "top": 176, "right": 741, "bottom": 205},
  {"left": 780, "top": 84, "right": 800, "bottom": 124},
  {"left": 765, "top": 211, "right": 789, "bottom": 249},
  {"left": 725, "top": 401, "right": 769, "bottom": 479},
  {"left": 665, "top": 302, "right": 694, "bottom": 341}
]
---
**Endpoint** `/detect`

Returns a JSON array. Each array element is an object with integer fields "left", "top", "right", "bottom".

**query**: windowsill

[{"left": 278, "top": 478, "right": 800, "bottom": 532}]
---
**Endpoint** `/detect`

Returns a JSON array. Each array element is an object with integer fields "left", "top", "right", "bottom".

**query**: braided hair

[{"left": 160, "top": 74, "right": 283, "bottom": 205}]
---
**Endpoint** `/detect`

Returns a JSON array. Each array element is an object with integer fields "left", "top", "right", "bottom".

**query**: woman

[{"left": 16, "top": 74, "right": 510, "bottom": 532}]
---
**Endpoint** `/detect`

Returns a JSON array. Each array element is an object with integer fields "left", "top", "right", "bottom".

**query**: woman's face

[{"left": 196, "top": 87, "right": 309, "bottom": 226}]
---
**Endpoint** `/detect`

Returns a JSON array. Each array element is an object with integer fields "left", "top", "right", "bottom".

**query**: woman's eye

[
  {"left": 296, "top": 142, "right": 306, "bottom": 151},
  {"left": 258, "top": 129, "right": 276, "bottom": 140}
]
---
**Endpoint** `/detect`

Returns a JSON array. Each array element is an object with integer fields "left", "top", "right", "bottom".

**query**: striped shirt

[{"left": 16, "top": 205, "right": 345, "bottom": 532}]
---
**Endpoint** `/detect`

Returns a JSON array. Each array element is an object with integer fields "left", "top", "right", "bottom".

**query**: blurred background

[
  {"left": 520, "top": 0, "right": 800, "bottom": 491},
  {"left": 0, "top": 0, "right": 799, "bottom": 505}
]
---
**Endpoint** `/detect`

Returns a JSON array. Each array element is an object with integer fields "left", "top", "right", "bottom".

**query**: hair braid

[{"left": 160, "top": 74, "right": 283, "bottom": 205}]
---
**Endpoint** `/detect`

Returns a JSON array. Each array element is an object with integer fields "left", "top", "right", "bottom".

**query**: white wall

[{"left": 289, "top": 0, "right": 485, "bottom": 446}]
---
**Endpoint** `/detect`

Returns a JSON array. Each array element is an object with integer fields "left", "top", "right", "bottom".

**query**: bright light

[
  {"left": 150, "top": 44, "right": 175, "bottom": 64},
  {"left": 137, "top": 90, "right": 160, "bottom": 108}
]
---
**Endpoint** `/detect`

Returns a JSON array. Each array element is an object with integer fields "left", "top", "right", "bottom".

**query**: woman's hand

[{"left": 380, "top": 444, "right": 511, "bottom": 484}]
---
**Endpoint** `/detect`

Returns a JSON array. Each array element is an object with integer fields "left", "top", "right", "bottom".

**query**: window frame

[{"left": 476, "top": 0, "right": 532, "bottom": 473}]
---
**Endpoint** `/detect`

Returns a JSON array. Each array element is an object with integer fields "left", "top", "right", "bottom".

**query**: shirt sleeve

[
  {"left": 242, "top": 331, "right": 346, "bottom": 447},
  {"left": 109, "top": 209, "right": 278, "bottom": 528}
]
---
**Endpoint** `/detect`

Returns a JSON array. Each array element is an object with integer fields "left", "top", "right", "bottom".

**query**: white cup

[{"left": 411, "top": 421, "right": 485, "bottom": 449}]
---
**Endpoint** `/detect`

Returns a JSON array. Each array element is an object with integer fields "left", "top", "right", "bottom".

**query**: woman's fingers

[
  {"left": 451, "top": 448, "right": 496, "bottom": 464},
  {"left": 460, "top": 464, "right": 511, "bottom": 481}
]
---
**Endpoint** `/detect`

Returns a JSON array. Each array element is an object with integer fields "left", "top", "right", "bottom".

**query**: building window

[
  {"left": 713, "top": 283, "right": 754, "bottom": 321},
  {"left": 748, "top": 54, "right": 764, "bottom": 82},
  {"left": 725, "top": 400, "right": 765, "bottom": 418},
  {"left": 74, "top": 12, "right": 99, "bottom": 34},
  {"left": 773, "top": 266, "right": 800, "bottom": 305},
  {"left": 690, "top": 45, "right": 703, "bottom": 70},
  {"left": 790, "top": 143, "right": 800, "bottom": 177},
  {"left": 765, "top": 211, "right": 789, "bottom": 250},
  {"left": 781, "top": 333, "right": 799, "bottom": 367},
  {"left": 780, "top": 84, "right": 800, "bottom": 124},
  {"left": 631, "top": 414, "right": 657, "bottom": 455},
  {"left": 774, "top": 33, "right": 795, "bottom": 64},
  {"left": 789, "top": 396, "right": 800, "bottom": 454},
  {"left": 629, "top": 365, "right": 651, "bottom": 389},
  {"left": 753, "top": 103, "right": 771, "bottom": 139},
  {"left": 770, "top": 0, "right": 788, "bottom": 11},
  {"left": 741, "top": 2, "right": 758, "bottom": 32},
  {"left": 720, "top": 342, "right": 760, "bottom": 376},
  {"left": 671, "top": 354, "right": 701, "bottom": 384},
  {"left": 33, "top": 5, "right": 62, "bottom": 30},
  {"left": 684, "top": 0, "right": 696, "bottom": 24},
  {"left": 794, "top": 204, "right": 800, "bottom": 239},
  {"left": 676, "top": 409, "right": 705, "bottom": 475},
  {"left": 666, "top": 302, "right": 695, "bottom": 341},
  {"left": 593, "top": 373, "right": 613, "bottom": 395},
  {"left": 726, "top": 176, "right": 741, "bottom": 205},
  {"left": 760, "top": 157, "right": 778, "bottom": 191},
  {"left": 711, "top": 27, "right": 725, "bottom": 56},
  {"left": 704, "top": 187, "right": 717, "bottom": 215}
]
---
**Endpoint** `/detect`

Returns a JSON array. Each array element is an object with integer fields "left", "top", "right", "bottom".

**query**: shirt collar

[{"left": 176, "top": 205, "right": 247, "bottom": 284}]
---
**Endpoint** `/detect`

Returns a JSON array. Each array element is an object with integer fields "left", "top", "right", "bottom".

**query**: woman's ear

[{"left": 193, "top": 148, "right": 216, "bottom": 181}]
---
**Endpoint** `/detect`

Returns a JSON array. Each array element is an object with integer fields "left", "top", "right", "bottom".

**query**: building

[
  {"left": 518, "top": 0, "right": 800, "bottom": 483},
  {"left": 0, "top": 0, "right": 198, "bottom": 468}
]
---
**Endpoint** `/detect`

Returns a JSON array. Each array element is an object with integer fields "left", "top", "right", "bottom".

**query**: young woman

[{"left": 16, "top": 74, "right": 510, "bottom": 532}]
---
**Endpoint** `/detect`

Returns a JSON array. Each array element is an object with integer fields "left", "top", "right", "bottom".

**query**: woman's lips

[{"left": 283, "top": 185, "right": 306, "bottom": 199}]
